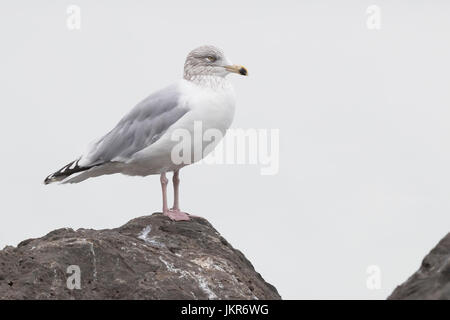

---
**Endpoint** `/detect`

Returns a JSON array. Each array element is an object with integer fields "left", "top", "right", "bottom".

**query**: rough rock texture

[
  {"left": 388, "top": 233, "right": 450, "bottom": 300},
  {"left": 0, "top": 213, "right": 280, "bottom": 300}
]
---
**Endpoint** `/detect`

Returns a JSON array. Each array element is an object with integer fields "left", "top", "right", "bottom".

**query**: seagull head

[{"left": 183, "top": 45, "right": 248, "bottom": 81}]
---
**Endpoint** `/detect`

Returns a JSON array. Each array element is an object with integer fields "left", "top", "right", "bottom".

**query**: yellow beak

[{"left": 224, "top": 65, "right": 248, "bottom": 76}]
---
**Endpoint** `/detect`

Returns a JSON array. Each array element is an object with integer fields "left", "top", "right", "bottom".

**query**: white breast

[
  {"left": 182, "top": 77, "right": 236, "bottom": 134},
  {"left": 127, "top": 77, "right": 236, "bottom": 175}
]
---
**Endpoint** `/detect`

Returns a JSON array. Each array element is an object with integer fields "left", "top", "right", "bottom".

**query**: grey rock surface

[
  {"left": 388, "top": 232, "right": 450, "bottom": 300},
  {"left": 0, "top": 213, "right": 280, "bottom": 300}
]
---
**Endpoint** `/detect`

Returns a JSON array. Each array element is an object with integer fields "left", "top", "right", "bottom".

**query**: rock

[
  {"left": 0, "top": 213, "right": 280, "bottom": 300},
  {"left": 388, "top": 232, "right": 450, "bottom": 300}
]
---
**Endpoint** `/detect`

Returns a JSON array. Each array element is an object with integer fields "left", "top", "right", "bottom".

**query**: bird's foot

[{"left": 163, "top": 209, "right": 191, "bottom": 221}]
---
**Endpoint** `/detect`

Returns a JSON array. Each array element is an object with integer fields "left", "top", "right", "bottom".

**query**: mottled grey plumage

[
  {"left": 184, "top": 45, "right": 229, "bottom": 81},
  {"left": 83, "top": 84, "right": 189, "bottom": 166}
]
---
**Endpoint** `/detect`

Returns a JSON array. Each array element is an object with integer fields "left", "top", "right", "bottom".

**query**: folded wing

[{"left": 80, "top": 83, "right": 190, "bottom": 167}]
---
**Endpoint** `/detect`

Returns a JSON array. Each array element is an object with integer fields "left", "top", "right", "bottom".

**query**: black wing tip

[
  {"left": 44, "top": 159, "right": 85, "bottom": 185},
  {"left": 44, "top": 175, "right": 55, "bottom": 185},
  {"left": 44, "top": 172, "right": 64, "bottom": 185}
]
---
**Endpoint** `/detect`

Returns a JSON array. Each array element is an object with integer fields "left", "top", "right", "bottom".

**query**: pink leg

[
  {"left": 160, "top": 172, "right": 169, "bottom": 213},
  {"left": 173, "top": 170, "right": 203, "bottom": 219},
  {"left": 161, "top": 171, "right": 190, "bottom": 221},
  {"left": 172, "top": 170, "right": 180, "bottom": 211}
]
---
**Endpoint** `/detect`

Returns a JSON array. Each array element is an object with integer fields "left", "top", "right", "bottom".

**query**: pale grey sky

[{"left": 1, "top": 0, "right": 450, "bottom": 299}]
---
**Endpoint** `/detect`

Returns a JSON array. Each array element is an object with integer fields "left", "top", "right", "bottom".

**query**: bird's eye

[{"left": 206, "top": 56, "right": 216, "bottom": 62}]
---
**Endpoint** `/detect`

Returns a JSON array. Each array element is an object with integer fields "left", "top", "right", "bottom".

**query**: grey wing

[{"left": 81, "top": 83, "right": 190, "bottom": 166}]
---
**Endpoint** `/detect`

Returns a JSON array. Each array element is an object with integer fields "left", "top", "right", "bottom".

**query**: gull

[{"left": 44, "top": 45, "right": 248, "bottom": 221}]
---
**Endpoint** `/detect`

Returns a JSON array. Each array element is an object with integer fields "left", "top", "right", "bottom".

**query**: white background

[{"left": 1, "top": 0, "right": 450, "bottom": 299}]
